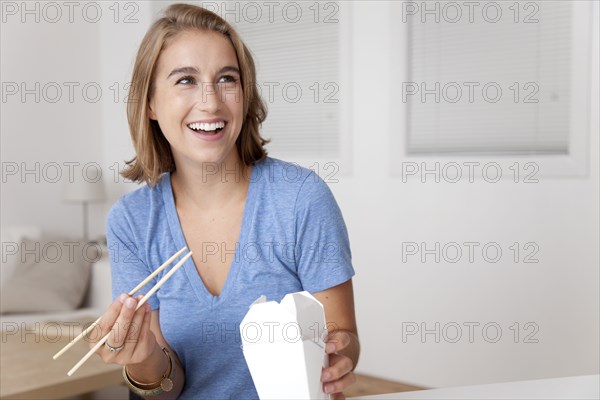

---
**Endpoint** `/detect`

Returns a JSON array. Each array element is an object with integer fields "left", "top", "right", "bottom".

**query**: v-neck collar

[{"left": 161, "top": 165, "right": 258, "bottom": 308}]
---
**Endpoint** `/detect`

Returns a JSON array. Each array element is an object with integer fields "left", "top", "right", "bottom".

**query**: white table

[{"left": 356, "top": 375, "right": 600, "bottom": 399}]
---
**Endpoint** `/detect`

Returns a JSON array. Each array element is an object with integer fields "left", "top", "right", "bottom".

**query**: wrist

[
  {"left": 126, "top": 343, "right": 167, "bottom": 384},
  {"left": 124, "top": 346, "right": 176, "bottom": 396}
]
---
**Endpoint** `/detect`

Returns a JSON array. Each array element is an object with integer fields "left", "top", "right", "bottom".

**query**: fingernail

[
  {"left": 324, "top": 384, "right": 334, "bottom": 394},
  {"left": 322, "top": 371, "right": 331, "bottom": 382},
  {"left": 125, "top": 298, "right": 136, "bottom": 309},
  {"left": 326, "top": 343, "right": 335, "bottom": 353},
  {"left": 118, "top": 294, "right": 127, "bottom": 303}
]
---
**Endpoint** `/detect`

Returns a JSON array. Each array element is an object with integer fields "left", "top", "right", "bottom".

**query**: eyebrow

[{"left": 167, "top": 65, "right": 241, "bottom": 79}]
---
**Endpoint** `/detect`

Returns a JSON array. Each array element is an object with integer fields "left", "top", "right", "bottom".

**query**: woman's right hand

[{"left": 90, "top": 293, "right": 157, "bottom": 366}]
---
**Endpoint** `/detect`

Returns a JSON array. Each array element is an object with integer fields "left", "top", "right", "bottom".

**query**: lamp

[{"left": 62, "top": 164, "right": 106, "bottom": 242}]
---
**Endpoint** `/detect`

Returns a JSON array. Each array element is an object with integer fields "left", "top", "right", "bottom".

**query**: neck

[{"left": 171, "top": 152, "right": 252, "bottom": 211}]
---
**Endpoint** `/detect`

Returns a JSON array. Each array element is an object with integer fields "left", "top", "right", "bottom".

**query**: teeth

[{"left": 188, "top": 121, "right": 225, "bottom": 131}]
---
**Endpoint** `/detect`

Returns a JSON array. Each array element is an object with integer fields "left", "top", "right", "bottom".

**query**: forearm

[{"left": 126, "top": 343, "right": 185, "bottom": 400}]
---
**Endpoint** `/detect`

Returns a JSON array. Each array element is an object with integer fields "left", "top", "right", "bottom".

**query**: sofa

[{"left": 0, "top": 225, "right": 113, "bottom": 332}]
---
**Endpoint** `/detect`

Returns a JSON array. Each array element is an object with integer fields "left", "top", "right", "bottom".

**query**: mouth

[{"left": 187, "top": 120, "right": 226, "bottom": 135}]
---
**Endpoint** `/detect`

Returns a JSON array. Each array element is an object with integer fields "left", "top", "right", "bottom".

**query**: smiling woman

[
  {"left": 122, "top": 5, "right": 268, "bottom": 186},
  {"left": 90, "top": 3, "right": 359, "bottom": 400}
]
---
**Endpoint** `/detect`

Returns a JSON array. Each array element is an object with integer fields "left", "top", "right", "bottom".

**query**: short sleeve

[
  {"left": 106, "top": 200, "right": 160, "bottom": 310},
  {"left": 294, "top": 172, "right": 355, "bottom": 293}
]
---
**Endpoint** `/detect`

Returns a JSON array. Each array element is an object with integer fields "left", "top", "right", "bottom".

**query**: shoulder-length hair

[{"left": 122, "top": 3, "right": 269, "bottom": 186}]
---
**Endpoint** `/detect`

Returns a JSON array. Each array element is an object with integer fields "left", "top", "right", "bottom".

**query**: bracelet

[
  {"left": 123, "top": 347, "right": 175, "bottom": 396},
  {"left": 127, "top": 370, "right": 164, "bottom": 390},
  {"left": 126, "top": 347, "right": 171, "bottom": 388}
]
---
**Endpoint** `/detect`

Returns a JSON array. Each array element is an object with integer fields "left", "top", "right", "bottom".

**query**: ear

[{"left": 148, "top": 97, "right": 157, "bottom": 120}]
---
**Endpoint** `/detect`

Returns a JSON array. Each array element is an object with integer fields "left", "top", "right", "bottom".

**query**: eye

[
  {"left": 218, "top": 75, "right": 238, "bottom": 84},
  {"left": 176, "top": 75, "right": 196, "bottom": 85}
]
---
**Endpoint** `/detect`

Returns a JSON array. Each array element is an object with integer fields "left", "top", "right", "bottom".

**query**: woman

[{"left": 92, "top": 4, "right": 359, "bottom": 399}]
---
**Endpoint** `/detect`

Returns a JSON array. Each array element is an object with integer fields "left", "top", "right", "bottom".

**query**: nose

[{"left": 197, "top": 82, "right": 220, "bottom": 114}]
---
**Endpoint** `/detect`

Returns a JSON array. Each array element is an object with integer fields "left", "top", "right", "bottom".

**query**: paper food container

[{"left": 240, "top": 291, "right": 329, "bottom": 400}]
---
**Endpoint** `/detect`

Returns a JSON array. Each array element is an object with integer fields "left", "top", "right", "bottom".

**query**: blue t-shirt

[{"left": 106, "top": 157, "right": 355, "bottom": 399}]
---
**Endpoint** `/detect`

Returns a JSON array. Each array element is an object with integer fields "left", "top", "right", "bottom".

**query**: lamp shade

[{"left": 62, "top": 165, "right": 106, "bottom": 203}]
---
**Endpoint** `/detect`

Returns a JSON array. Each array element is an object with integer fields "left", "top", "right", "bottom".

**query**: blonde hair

[{"left": 122, "top": 3, "right": 268, "bottom": 186}]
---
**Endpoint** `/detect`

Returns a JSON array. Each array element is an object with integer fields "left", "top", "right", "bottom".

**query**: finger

[
  {"left": 91, "top": 294, "right": 127, "bottom": 349},
  {"left": 129, "top": 303, "right": 156, "bottom": 364},
  {"left": 323, "top": 370, "right": 356, "bottom": 396},
  {"left": 322, "top": 353, "right": 354, "bottom": 383},
  {"left": 119, "top": 295, "right": 150, "bottom": 360},
  {"left": 106, "top": 295, "right": 138, "bottom": 353},
  {"left": 331, "top": 393, "right": 346, "bottom": 400},
  {"left": 136, "top": 306, "right": 156, "bottom": 350},
  {"left": 326, "top": 331, "right": 352, "bottom": 354}
]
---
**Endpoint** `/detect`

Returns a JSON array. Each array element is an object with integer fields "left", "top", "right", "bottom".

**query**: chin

[{"left": 192, "top": 150, "right": 233, "bottom": 166}]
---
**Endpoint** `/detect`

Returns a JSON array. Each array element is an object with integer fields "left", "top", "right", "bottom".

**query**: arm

[
  {"left": 313, "top": 279, "right": 360, "bottom": 399},
  {"left": 102, "top": 201, "right": 185, "bottom": 398},
  {"left": 125, "top": 310, "right": 185, "bottom": 400},
  {"left": 292, "top": 169, "right": 358, "bottom": 397}
]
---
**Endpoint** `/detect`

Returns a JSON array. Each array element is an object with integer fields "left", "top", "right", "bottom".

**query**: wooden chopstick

[
  {"left": 52, "top": 246, "right": 188, "bottom": 361},
  {"left": 67, "top": 250, "right": 192, "bottom": 376}
]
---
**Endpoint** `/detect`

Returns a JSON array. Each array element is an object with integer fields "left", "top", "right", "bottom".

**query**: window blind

[
  {"left": 231, "top": 1, "right": 341, "bottom": 157},
  {"left": 406, "top": 1, "right": 572, "bottom": 155}
]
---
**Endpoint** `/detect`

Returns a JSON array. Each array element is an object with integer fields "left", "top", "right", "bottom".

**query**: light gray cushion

[
  {"left": 0, "top": 238, "right": 92, "bottom": 314},
  {"left": 1, "top": 225, "right": 42, "bottom": 289}
]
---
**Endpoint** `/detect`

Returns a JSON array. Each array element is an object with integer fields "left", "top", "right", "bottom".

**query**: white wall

[
  {"left": 341, "top": 2, "right": 600, "bottom": 388},
  {"left": 1, "top": 0, "right": 598, "bottom": 389},
  {"left": 1, "top": 2, "right": 153, "bottom": 239},
  {"left": 0, "top": 4, "right": 104, "bottom": 238}
]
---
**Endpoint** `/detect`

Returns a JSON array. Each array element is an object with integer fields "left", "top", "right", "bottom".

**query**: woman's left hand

[{"left": 321, "top": 330, "right": 357, "bottom": 399}]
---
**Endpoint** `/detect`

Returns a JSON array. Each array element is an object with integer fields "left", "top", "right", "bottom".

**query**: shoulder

[
  {"left": 254, "top": 156, "right": 331, "bottom": 199},
  {"left": 107, "top": 174, "right": 168, "bottom": 229},
  {"left": 254, "top": 157, "right": 338, "bottom": 213}
]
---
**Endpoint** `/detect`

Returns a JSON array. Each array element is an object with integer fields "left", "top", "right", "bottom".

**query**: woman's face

[{"left": 149, "top": 29, "right": 244, "bottom": 168}]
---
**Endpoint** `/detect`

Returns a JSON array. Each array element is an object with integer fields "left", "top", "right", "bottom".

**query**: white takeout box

[{"left": 240, "top": 291, "right": 329, "bottom": 400}]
